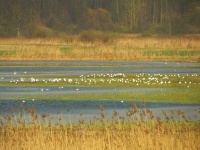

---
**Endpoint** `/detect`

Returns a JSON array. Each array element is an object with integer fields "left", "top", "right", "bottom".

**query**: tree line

[{"left": 0, "top": 0, "right": 199, "bottom": 37}]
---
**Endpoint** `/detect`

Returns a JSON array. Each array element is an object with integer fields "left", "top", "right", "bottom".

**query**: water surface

[
  {"left": 0, "top": 61, "right": 200, "bottom": 76},
  {"left": 0, "top": 61, "right": 199, "bottom": 123},
  {"left": 0, "top": 100, "right": 199, "bottom": 123}
]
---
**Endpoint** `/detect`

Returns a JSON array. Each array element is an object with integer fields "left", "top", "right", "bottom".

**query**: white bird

[
  {"left": 22, "top": 100, "right": 25, "bottom": 103},
  {"left": 121, "top": 101, "right": 123, "bottom": 103}
]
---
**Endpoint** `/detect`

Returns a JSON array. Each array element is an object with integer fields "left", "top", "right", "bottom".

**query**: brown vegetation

[
  {"left": 0, "top": 34, "right": 200, "bottom": 62},
  {"left": 0, "top": 104, "right": 199, "bottom": 150}
]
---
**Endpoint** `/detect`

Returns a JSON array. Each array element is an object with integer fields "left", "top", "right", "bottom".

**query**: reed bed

[
  {"left": 0, "top": 103, "right": 199, "bottom": 150},
  {"left": 0, "top": 35, "right": 200, "bottom": 61}
]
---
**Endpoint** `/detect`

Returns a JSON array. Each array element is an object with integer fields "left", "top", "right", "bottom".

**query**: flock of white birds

[
  {"left": 0, "top": 71, "right": 199, "bottom": 103},
  {"left": 1, "top": 72, "right": 199, "bottom": 88}
]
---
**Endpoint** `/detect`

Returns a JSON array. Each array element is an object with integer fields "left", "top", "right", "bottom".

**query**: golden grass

[
  {"left": 0, "top": 34, "right": 200, "bottom": 61},
  {"left": 0, "top": 104, "right": 199, "bottom": 150}
]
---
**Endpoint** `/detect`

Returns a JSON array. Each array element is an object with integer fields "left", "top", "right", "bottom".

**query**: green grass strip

[{"left": 6, "top": 89, "right": 200, "bottom": 103}]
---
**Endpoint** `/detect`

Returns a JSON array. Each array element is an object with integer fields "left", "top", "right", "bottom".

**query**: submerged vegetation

[{"left": 0, "top": 103, "right": 199, "bottom": 150}]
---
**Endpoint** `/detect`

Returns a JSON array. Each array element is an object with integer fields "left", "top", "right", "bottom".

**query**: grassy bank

[
  {"left": 0, "top": 34, "right": 200, "bottom": 62},
  {"left": 0, "top": 104, "right": 199, "bottom": 150},
  {"left": 1, "top": 73, "right": 199, "bottom": 103},
  {"left": 6, "top": 89, "right": 198, "bottom": 103}
]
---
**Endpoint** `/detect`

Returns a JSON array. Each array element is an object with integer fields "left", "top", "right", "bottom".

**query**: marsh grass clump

[{"left": 0, "top": 103, "right": 199, "bottom": 150}]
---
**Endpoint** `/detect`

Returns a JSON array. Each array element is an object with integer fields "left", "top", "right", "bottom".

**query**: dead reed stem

[{"left": 0, "top": 104, "right": 199, "bottom": 150}]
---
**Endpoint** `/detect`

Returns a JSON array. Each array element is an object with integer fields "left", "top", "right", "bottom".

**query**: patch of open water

[
  {"left": 0, "top": 86, "right": 168, "bottom": 97},
  {"left": 0, "top": 61, "right": 199, "bottom": 123},
  {"left": 0, "top": 61, "right": 200, "bottom": 76}
]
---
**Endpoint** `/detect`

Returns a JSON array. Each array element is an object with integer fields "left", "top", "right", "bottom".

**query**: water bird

[
  {"left": 76, "top": 88, "right": 79, "bottom": 91},
  {"left": 22, "top": 100, "right": 25, "bottom": 103},
  {"left": 121, "top": 101, "right": 123, "bottom": 103}
]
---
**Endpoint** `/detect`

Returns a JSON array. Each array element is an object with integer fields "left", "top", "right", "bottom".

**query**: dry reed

[
  {"left": 0, "top": 35, "right": 200, "bottom": 62},
  {"left": 0, "top": 103, "right": 199, "bottom": 150}
]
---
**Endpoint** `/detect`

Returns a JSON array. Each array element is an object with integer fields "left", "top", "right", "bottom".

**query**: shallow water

[
  {"left": 0, "top": 100, "right": 199, "bottom": 123},
  {"left": 0, "top": 61, "right": 199, "bottom": 123},
  {"left": 0, "top": 61, "right": 200, "bottom": 76},
  {"left": 0, "top": 86, "right": 168, "bottom": 97}
]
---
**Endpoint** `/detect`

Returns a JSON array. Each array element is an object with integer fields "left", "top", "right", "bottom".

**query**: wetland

[
  {"left": 0, "top": 61, "right": 199, "bottom": 123},
  {"left": 0, "top": 57, "right": 200, "bottom": 150}
]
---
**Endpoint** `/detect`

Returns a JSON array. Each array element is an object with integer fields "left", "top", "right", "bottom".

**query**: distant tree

[
  {"left": 188, "top": 6, "right": 200, "bottom": 26},
  {"left": 5, "top": 0, "right": 29, "bottom": 37},
  {"left": 96, "top": 8, "right": 112, "bottom": 30},
  {"left": 81, "top": 8, "right": 98, "bottom": 29},
  {"left": 0, "top": 0, "right": 200, "bottom": 37},
  {"left": 81, "top": 8, "right": 113, "bottom": 31}
]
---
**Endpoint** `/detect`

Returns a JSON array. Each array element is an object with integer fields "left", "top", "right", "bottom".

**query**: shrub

[
  {"left": 25, "top": 24, "right": 54, "bottom": 38},
  {"left": 79, "top": 30, "right": 117, "bottom": 43},
  {"left": 141, "top": 31, "right": 152, "bottom": 37}
]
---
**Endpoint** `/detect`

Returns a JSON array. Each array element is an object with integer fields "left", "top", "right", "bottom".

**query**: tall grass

[
  {"left": 0, "top": 34, "right": 200, "bottom": 61},
  {"left": 0, "top": 103, "right": 199, "bottom": 150}
]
